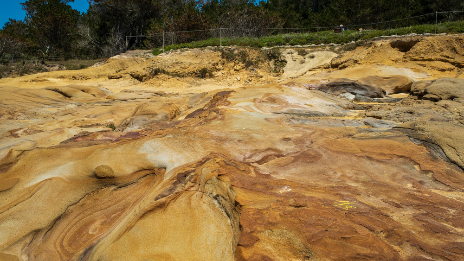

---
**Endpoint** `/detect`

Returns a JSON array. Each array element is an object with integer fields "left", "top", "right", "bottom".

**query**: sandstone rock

[
  {"left": 405, "top": 36, "right": 464, "bottom": 67},
  {"left": 410, "top": 80, "right": 434, "bottom": 96},
  {"left": 420, "top": 61, "right": 456, "bottom": 71},
  {"left": 423, "top": 93, "right": 440, "bottom": 101},
  {"left": 2, "top": 39, "right": 464, "bottom": 261},
  {"left": 66, "top": 85, "right": 111, "bottom": 98},
  {"left": 358, "top": 75, "right": 413, "bottom": 94},
  {"left": 94, "top": 165, "right": 115, "bottom": 178},
  {"left": 129, "top": 70, "right": 150, "bottom": 81},
  {"left": 412, "top": 78, "right": 464, "bottom": 102},
  {"left": 397, "top": 121, "right": 464, "bottom": 170},
  {"left": 316, "top": 81, "right": 385, "bottom": 98},
  {"left": 108, "top": 73, "right": 123, "bottom": 79},
  {"left": 363, "top": 117, "right": 398, "bottom": 128},
  {"left": 45, "top": 86, "right": 97, "bottom": 100},
  {"left": 106, "top": 92, "right": 152, "bottom": 100},
  {"left": 338, "top": 92, "right": 356, "bottom": 101},
  {"left": 281, "top": 50, "right": 337, "bottom": 78},
  {"left": 234, "top": 64, "right": 243, "bottom": 71}
]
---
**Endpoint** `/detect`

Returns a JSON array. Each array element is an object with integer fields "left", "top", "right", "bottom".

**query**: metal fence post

[
  {"left": 162, "top": 31, "right": 165, "bottom": 52},
  {"left": 220, "top": 28, "right": 222, "bottom": 47},
  {"left": 436, "top": 11, "right": 438, "bottom": 34}
]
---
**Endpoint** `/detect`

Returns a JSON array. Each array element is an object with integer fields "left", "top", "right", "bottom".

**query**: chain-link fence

[
  {"left": 346, "top": 11, "right": 464, "bottom": 31},
  {"left": 126, "top": 11, "right": 464, "bottom": 51}
]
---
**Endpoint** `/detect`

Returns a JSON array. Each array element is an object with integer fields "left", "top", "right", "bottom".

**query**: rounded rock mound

[{"left": 94, "top": 165, "right": 115, "bottom": 179}]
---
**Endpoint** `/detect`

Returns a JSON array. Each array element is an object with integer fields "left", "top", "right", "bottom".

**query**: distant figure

[{"left": 359, "top": 28, "right": 363, "bottom": 32}]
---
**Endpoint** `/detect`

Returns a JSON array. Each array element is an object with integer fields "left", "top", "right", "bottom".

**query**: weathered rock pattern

[
  {"left": 411, "top": 77, "right": 464, "bottom": 102},
  {"left": 1, "top": 36, "right": 464, "bottom": 261},
  {"left": 313, "top": 80, "right": 385, "bottom": 99},
  {"left": 358, "top": 75, "right": 413, "bottom": 94}
]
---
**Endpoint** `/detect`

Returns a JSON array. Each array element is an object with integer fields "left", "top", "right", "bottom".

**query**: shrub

[
  {"left": 151, "top": 20, "right": 464, "bottom": 55},
  {"left": 198, "top": 67, "right": 212, "bottom": 78},
  {"left": 297, "top": 49, "right": 308, "bottom": 56},
  {"left": 266, "top": 48, "right": 281, "bottom": 60},
  {"left": 106, "top": 123, "right": 116, "bottom": 131},
  {"left": 219, "top": 48, "right": 237, "bottom": 61}
]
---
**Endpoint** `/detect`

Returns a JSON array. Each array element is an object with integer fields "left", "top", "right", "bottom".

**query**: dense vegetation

[
  {"left": 155, "top": 19, "right": 464, "bottom": 54},
  {"left": 0, "top": 0, "right": 463, "bottom": 62}
]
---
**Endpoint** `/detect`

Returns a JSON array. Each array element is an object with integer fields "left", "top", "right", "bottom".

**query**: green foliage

[
  {"left": 22, "top": 0, "right": 80, "bottom": 57},
  {"left": 106, "top": 123, "right": 116, "bottom": 131},
  {"left": 219, "top": 48, "right": 237, "bottom": 61},
  {"left": 153, "top": 19, "right": 464, "bottom": 56},
  {"left": 1, "top": 0, "right": 464, "bottom": 64},
  {"left": 264, "top": 48, "right": 286, "bottom": 73},
  {"left": 266, "top": 48, "right": 281, "bottom": 60},
  {"left": 152, "top": 49, "right": 163, "bottom": 56},
  {"left": 149, "top": 67, "right": 167, "bottom": 77},
  {"left": 297, "top": 49, "right": 308, "bottom": 56},
  {"left": 198, "top": 68, "right": 212, "bottom": 78}
]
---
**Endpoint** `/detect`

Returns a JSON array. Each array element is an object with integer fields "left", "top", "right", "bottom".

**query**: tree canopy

[{"left": 0, "top": 0, "right": 463, "bottom": 59}]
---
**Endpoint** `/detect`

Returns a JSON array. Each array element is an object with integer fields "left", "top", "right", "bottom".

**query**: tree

[
  {"left": 21, "top": 0, "right": 80, "bottom": 58},
  {"left": 86, "top": 0, "right": 160, "bottom": 56},
  {"left": 1, "top": 19, "right": 29, "bottom": 62},
  {"left": 202, "top": 0, "right": 282, "bottom": 37}
]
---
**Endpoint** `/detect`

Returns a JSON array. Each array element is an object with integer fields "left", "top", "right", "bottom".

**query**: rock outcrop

[
  {"left": 1, "top": 35, "right": 464, "bottom": 261},
  {"left": 358, "top": 75, "right": 413, "bottom": 94}
]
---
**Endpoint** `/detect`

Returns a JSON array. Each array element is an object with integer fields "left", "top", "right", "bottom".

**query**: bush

[
  {"left": 149, "top": 67, "right": 167, "bottom": 76},
  {"left": 219, "top": 48, "right": 237, "bottom": 61},
  {"left": 152, "top": 49, "right": 163, "bottom": 56},
  {"left": 297, "top": 49, "right": 308, "bottom": 56},
  {"left": 106, "top": 123, "right": 116, "bottom": 131},
  {"left": 198, "top": 67, "right": 212, "bottom": 78},
  {"left": 151, "top": 20, "right": 464, "bottom": 55}
]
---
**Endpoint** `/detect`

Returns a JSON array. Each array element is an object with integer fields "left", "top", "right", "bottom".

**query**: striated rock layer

[{"left": 1, "top": 36, "right": 464, "bottom": 261}]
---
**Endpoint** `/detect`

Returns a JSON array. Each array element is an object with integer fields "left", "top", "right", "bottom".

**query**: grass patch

[
  {"left": 153, "top": 20, "right": 464, "bottom": 55},
  {"left": 106, "top": 123, "right": 116, "bottom": 131}
]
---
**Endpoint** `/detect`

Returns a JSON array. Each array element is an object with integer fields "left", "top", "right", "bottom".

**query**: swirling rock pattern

[{"left": 1, "top": 39, "right": 464, "bottom": 260}]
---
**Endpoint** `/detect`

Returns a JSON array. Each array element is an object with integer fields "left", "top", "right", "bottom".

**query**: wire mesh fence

[{"left": 126, "top": 11, "right": 464, "bottom": 51}]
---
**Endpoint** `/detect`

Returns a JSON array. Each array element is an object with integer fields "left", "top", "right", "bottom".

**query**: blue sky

[{"left": 0, "top": 0, "right": 90, "bottom": 28}]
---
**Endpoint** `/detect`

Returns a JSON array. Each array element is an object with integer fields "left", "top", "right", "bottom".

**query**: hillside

[{"left": 0, "top": 35, "right": 464, "bottom": 261}]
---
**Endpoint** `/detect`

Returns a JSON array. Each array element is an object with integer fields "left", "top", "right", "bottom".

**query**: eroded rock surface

[{"left": 1, "top": 36, "right": 464, "bottom": 261}]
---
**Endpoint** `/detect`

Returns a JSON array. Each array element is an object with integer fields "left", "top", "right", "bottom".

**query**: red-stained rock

[{"left": 1, "top": 38, "right": 464, "bottom": 261}]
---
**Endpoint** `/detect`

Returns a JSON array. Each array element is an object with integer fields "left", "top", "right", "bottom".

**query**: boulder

[
  {"left": 316, "top": 81, "right": 385, "bottom": 98},
  {"left": 358, "top": 75, "right": 413, "bottom": 94},
  {"left": 411, "top": 78, "right": 464, "bottom": 103}
]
